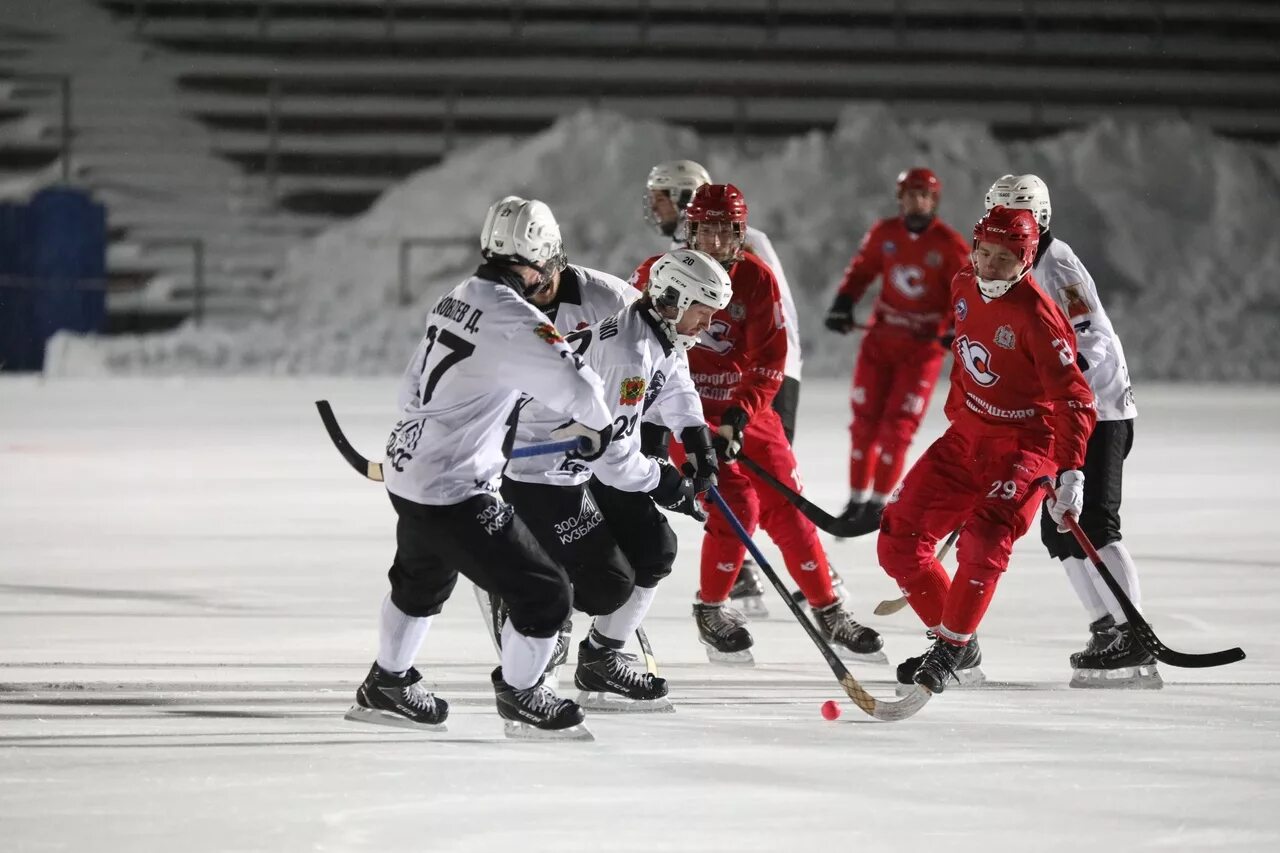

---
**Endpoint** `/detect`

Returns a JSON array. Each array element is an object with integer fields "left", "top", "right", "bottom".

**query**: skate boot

[
  {"left": 812, "top": 600, "right": 887, "bottom": 664},
  {"left": 1070, "top": 621, "right": 1163, "bottom": 689},
  {"left": 729, "top": 560, "right": 769, "bottom": 619},
  {"left": 841, "top": 499, "right": 885, "bottom": 538},
  {"left": 1068, "top": 614, "right": 1116, "bottom": 669},
  {"left": 693, "top": 596, "right": 755, "bottom": 665},
  {"left": 491, "top": 666, "right": 593, "bottom": 741},
  {"left": 896, "top": 632, "right": 984, "bottom": 695},
  {"left": 345, "top": 663, "right": 449, "bottom": 731},
  {"left": 573, "top": 634, "right": 672, "bottom": 712},
  {"left": 911, "top": 636, "right": 979, "bottom": 695}
]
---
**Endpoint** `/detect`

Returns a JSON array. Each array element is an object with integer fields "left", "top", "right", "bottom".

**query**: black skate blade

[
  {"left": 344, "top": 705, "right": 448, "bottom": 733},
  {"left": 895, "top": 666, "right": 986, "bottom": 696},
  {"left": 1070, "top": 664, "right": 1164, "bottom": 690},
  {"left": 502, "top": 720, "right": 595, "bottom": 742},
  {"left": 730, "top": 594, "right": 769, "bottom": 619},
  {"left": 575, "top": 691, "right": 675, "bottom": 713}
]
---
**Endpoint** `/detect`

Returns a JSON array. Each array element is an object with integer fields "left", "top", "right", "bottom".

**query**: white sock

[
  {"left": 500, "top": 619, "right": 556, "bottom": 690},
  {"left": 1061, "top": 557, "right": 1110, "bottom": 622},
  {"left": 1095, "top": 541, "right": 1143, "bottom": 619},
  {"left": 376, "top": 594, "right": 432, "bottom": 674},
  {"left": 849, "top": 488, "right": 872, "bottom": 503},
  {"left": 592, "top": 585, "right": 657, "bottom": 648},
  {"left": 870, "top": 490, "right": 891, "bottom": 504}
]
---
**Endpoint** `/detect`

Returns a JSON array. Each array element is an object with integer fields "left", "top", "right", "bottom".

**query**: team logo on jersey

[
  {"left": 728, "top": 301, "right": 746, "bottom": 321},
  {"left": 533, "top": 322, "right": 564, "bottom": 345},
  {"left": 619, "top": 376, "right": 646, "bottom": 406},
  {"left": 955, "top": 335, "right": 1000, "bottom": 387},
  {"left": 994, "top": 325, "right": 1016, "bottom": 350},
  {"left": 889, "top": 265, "right": 926, "bottom": 299},
  {"left": 925, "top": 250, "right": 943, "bottom": 268},
  {"left": 883, "top": 240, "right": 897, "bottom": 255},
  {"left": 1058, "top": 283, "right": 1095, "bottom": 318},
  {"left": 697, "top": 319, "right": 735, "bottom": 355},
  {"left": 955, "top": 297, "right": 968, "bottom": 321}
]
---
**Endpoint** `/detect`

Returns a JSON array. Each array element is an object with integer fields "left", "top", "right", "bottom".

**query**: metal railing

[
  {"left": 398, "top": 236, "right": 473, "bottom": 307},
  {"left": 139, "top": 238, "right": 207, "bottom": 327},
  {"left": 6, "top": 73, "right": 73, "bottom": 182}
]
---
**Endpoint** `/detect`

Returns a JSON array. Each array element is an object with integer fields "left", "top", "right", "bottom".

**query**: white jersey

[
  {"left": 1034, "top": 236, "right": 1137, "bottom": 421},
  {"left": 505, "top": 303, "right": 704, "bottom": 491},
  {"left": 541, "top": 264, "right": 638, "bottom": 333},
  {"left": 671, "top": 225, "right": 802, "bottom": 381},
  {"left": 384, "top": 270, "right": 614, "bottom": 506}
]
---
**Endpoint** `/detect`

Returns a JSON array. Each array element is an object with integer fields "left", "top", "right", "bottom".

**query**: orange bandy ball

[{"left": 821, "top": 700, "right": 841, "bottom": 720}]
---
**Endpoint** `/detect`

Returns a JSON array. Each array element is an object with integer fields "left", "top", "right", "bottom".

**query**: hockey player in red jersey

[
  {"left": 632, "top": 184, "right": 883, "bottom": 666},
  {"left": 824, "top": 168, "right": 971, "bottom": 535},
  {"left": 877, "top": 205, "right": 1097, "bottom": 694}
]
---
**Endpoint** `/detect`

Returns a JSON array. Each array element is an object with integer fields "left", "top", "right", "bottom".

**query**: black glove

[
  {"left": 712, "top": 406, "right": 748, "bottom": 463},
  {"left": 679, "top": 425, "right": 718, "bottom": 493},
  {"left": 648, "top": 461, "right": 707, "bottom": 521},
  {"left": 824, "top": 293, "right": 856, "bottom": 334},
  {"left": 639, "top": 421, "right": 672, "bottom": 461},
  {"left": 550, "top": 420, "right": 614, "bottom": 462},
  {"left": 938, "top": 331, "right": 956, "bottom": 350}
]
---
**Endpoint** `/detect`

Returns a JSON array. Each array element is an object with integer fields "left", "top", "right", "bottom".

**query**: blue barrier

[{"left": 0, "top": 187, "right": 106, "bottom": 371}]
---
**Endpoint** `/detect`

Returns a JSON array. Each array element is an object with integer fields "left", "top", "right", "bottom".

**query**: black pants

[
  {"left": 501, "top": 476, "right": 677, "bottom": 616},
  {"left": 387, "top": 491, "right": 570, "bottom": 638},
  {"left": 1041, "top": 419, "right": 1134, "bottom": 560},
  {"left": 771, "top": 376, "right": 802, "bottom": 444}
]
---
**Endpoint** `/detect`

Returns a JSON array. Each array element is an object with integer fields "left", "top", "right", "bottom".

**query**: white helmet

[
  {"left": 644, "top": 159, "right": 711, "bottom": 236},
  {"left": 480, "top": 195, "right": 566, "bottom": 270},
  {"left": 645, "top": 248, "right": 732, "bottom": 351},
  {"left": 984, "top": 174, "right": 1052, "bottom": 229}
]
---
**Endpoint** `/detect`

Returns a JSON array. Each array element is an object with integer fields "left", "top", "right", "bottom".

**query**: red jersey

[
  {"left": 944, "top": 269, "right": 1097, "bottom": 472},
  {"left": 837, "top": 216, "right": 970, "bottom": 337},
  {"left": 631, "top": 252, "right": 785, "bottom": 422}
]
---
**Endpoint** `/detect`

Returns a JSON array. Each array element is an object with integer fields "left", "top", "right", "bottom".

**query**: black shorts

[
  {"left": 771, "top": 376, "right": 801, "bottom": 444},
  {"left": 386, "top": 491, "right": 570, "bottom": 638},
  {"left": 1041, "top": 419, "right": 1134, "bottom": 560},
  {"left": 588, "top": 477, "right": 677, "bottom": 590}
]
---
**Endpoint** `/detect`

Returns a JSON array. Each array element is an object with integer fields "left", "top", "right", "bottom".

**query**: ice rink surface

[{"left": 2, "top": 377, "right": 1278, "bottom": 852}]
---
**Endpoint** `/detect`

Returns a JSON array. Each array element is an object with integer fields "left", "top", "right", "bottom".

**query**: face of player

[
  {"left": 674, "top": 302, "right": 717, "bottom": 338},
  {"left": 519, "top": 264, "right": 562, "bottom": 305},
  {"left": 898, "top": 188, "right": 937, "bottom": 218},
  {"left": 973, "top": 240, "right": 1025, "bottom": 282},
  {"left": 648, "top": 190, "right": 680, "bottom": 232},
  {"left": 690, "top": 221, "right": 742, "bottom": 264}
]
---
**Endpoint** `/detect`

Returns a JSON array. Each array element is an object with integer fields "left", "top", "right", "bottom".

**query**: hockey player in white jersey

[
  {"left": 503, "top": 248, "right": 728, "bottom": 710},
  {"left": 643, "top": 159, "right": 827, "bottom": 616},
  {"left": 347, "top": 196, "right": 618, "bottom": 740},
  {"left": 985, "top": 174, "right": 1158, "bottom": 689}
]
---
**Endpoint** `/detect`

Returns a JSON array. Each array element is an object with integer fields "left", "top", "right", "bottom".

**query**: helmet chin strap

[{"left": 975, "top": 263, "right": 1031, "bottom": 298}]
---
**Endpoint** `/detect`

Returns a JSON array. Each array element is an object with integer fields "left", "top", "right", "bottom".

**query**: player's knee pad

[
  {"left": 573, "top": 574, "right": 634, "bottom": 618},
  {"left": 1077, "top": 506, "right": 1121, "bottom": 552},
  {"left": 850, "top": 417, "right": 879, "bottom": 448},
  {"left": 631, "top": 531, "right": 677, "bottom": 588},
  {"left": 502, "top": 575, "right": 573, "bottom": 638},
  {"left": 387, "top": 563, "right": 458, "bottom": 618},
  {"left": 876, "top": 525, "right": 930, "bottom": 584},
  {"left": 960, "top": 519, "right": 1015, "bottom": 575}
]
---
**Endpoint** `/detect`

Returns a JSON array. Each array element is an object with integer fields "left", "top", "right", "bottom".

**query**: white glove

[
  {"left": 1047, "top": 470, "right": 1085, "bottom": 532},
  {"left": 550, "top": 421, "right": 613, "bottom": 462}
]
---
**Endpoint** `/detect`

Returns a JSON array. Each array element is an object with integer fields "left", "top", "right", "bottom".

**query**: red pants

[
  {"left": 876, "top": 424, "right": 1053, "bottom": 643},
  {"left": 849, "top": 331, "right": 945, "bottom": 496},
  {"left": 671, "top": 407, "right": 836, "bottom": 607}
]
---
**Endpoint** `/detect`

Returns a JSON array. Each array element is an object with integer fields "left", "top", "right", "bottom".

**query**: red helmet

[
  {"left": 896, "top": 167, "right": 941, "bottom": 197},
  {"left": 973, "top": 205, "right": 1039, "bottom": 269},
  {"left": 686, "top": 183, "right": 748, "bottom": 224}
]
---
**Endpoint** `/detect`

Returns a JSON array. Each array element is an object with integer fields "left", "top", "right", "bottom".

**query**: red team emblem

[
  {"left": 955, "top": 335, "right": 1000, "bottom": 387},
  {"left": 619, "top": 376, "right": 646, "bottom": 406}
]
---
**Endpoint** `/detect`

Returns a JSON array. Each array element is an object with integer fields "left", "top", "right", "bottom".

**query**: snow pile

[{"left": 48, "top": 106, "right": 1280, "bottom": 381}]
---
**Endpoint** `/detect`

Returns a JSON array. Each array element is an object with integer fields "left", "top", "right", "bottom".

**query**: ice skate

[
  {"left": 1068, "top": 614, "right": 1116, "bottom": 669},
  {"left": 1070, "top": 621, "right": 1163, "bottom": 690},
  {"left": 492, "top": 666, "right": 594, "bottom": 741},
  {"left": 473, "top": 584, "right": 508, "bottom": 656},
  {"left": 729, "top": 560, "right": 769, "bottom": 618},
  {"left": 812, "top": 600, "right": 887, "bottom": 664},
  {"left": 573, "top": 635, "right": 673, "bottom": 713},
  {"left": 841, "top": 499, "right": 885, "bottom": 538},
  {"left": 911, "top": 635, "right": 983, "bottom": 695},
  {"left": 693, "top": 596, "right": 755, "bottom": 665},
  {"left": 895, "top": 632, "right": 985, "bottom": 695},
  {"left": 345, "top": 663, "right": 449, "bottom": 732}
]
